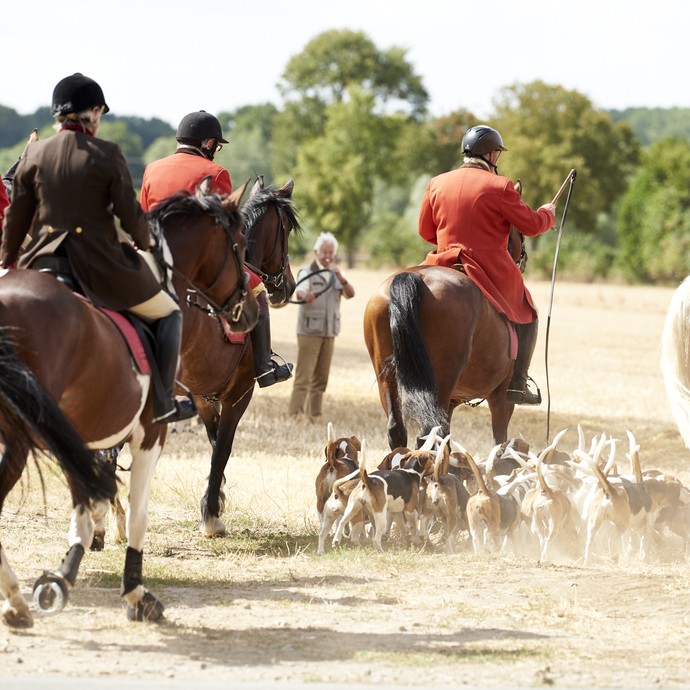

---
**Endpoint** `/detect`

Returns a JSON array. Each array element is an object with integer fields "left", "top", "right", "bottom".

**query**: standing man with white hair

[{"left": 289, "top": 232, "right": 355, "bottom": 418}]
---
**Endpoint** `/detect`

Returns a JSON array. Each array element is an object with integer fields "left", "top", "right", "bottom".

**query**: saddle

[
  {"left": 34, "top": 255, "right": 153, "bottom": 375},
  {"left": 449, "top": 263, "right": 518, "bottom": 360}
]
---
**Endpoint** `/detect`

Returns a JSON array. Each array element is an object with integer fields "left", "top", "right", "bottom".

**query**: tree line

[{"left": 1, "top": 29, "right": 689, "bottom": 284}]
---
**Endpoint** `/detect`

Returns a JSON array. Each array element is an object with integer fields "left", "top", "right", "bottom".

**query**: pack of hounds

[{"left": 316, "top": 423, "right": 690, "bottom": 563}]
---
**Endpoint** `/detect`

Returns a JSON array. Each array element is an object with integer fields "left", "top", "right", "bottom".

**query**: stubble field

[{"left": 2, "top": 268, "right": 690, "bottom": 688}]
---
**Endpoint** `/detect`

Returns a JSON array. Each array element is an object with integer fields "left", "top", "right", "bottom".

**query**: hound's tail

[
  {"left": 389, "top": 272, "right": 448, "bottom": 434},
  {"left": 0, "top": 331, "right": 116, "bottom": 504},
  {"left": 661, "top": 276, "right": 690, "bottom": 451}
]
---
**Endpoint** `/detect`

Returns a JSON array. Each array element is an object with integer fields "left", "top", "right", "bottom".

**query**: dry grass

[{"left": 3, "top": 269, "right": 690, "bottom": 688}]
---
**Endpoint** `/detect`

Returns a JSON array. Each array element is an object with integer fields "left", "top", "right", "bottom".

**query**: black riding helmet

[
  {"left": 176, "top": 111, "right": 229, "bottom": 144},
  {"left": 462, "top": 125, "right": 507, "bottom": 156},
  {"left": 51, "top": 73, "right": 109, "bottom": 117}
]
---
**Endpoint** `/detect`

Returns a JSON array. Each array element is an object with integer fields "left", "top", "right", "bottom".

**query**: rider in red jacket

[
  {"left": 418, "top": 125, "right": 556, "bottom": 405},
  {"left": 141, "top": 111, "right": 292, "bottom": 388}
]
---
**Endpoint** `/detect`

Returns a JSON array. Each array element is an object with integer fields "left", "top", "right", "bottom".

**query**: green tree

[
  {"left": 216, "top": 104, "right": 278, "bottom": 187},
  {"left": 274, "top": 30, "right": 429, "bottom": 263},
  {"left": 492, "top": 81, "right": 640, "bottom": 233},
  {"left": 616, "top": 137, "right": 690, "bottom": 283},
  {"left": 273, "top": 29, "right": 428, "bottom": 177},
  {"left": 294, "top": 89, "right": 381, "bottom": 265}
]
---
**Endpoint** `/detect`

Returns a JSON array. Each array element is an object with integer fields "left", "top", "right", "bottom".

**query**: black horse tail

[
  {"left": 0, "top": 333, "right": 116, "bottom": 504},
  {"left": 388, "top": 272, "right": 448, "bottom": 434}
]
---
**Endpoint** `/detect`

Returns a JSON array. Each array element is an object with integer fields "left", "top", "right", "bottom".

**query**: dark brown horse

[
  {"left": 177, "top": 177, "right": 299, "bottom": 536},
  {"left": 0, "top": 184, "right": 255, "bottom": 628},
  {"left": 363, "top": 226, "right": 526, "bottom": 451}
]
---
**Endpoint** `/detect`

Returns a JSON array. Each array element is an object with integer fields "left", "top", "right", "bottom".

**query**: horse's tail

[
  {"left": 661, "top": 276, "right": 690, "bottom": 451},
  {"left": 0, "top": 332, "right": 116, "bottom": 503},
  {"left": 388, "top": 272, "right": 448, "bottom": 433}
]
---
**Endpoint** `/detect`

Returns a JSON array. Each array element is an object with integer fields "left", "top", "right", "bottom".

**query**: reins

[
  {"left": 150, "top": 199, "right": 249, "bottom": 324},
  {"left": 244, "top": 204, "right": 290, "bottom": 292},
  {"left": 544, "top": 169, "right": 577, "bottom": 443}
]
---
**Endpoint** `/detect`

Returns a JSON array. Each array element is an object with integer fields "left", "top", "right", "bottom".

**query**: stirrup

[
  {"left": 506, "top": 376, "right": 542, "bottom": 406},
  {"left": 153, "top": 397, "right": 197, "bottom": 425},
  {"left": 256, "top": 358, "right": 293, "bottom": 388}
]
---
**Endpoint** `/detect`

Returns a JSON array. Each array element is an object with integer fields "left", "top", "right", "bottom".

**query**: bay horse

[
  {"left": 661, "top": 275, "right": 690, "bottom": 451},
  {"left": 363, "top": 226, "right": 526, "bottom": 451},
  {"left": 0, "top": 183, "right": 255, "bottom": 628},
  {"left": 177, "top": 176, "right": 299, "bottom": 536}
]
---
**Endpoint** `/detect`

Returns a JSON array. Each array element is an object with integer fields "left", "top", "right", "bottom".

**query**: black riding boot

[
  {"left": 251, "top": 292, "right": 293, "bottom": 388},
  {"left": 506, "top": 320, "right": 542, "bottom": 405},
  {"left": 151, "top": 311, "right": 197, "bottom": 424}
]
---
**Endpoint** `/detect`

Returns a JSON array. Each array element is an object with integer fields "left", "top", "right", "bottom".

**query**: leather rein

[
  {"left": 158, "top": 219, "right": 249, "bottom": 323},
  {"left": 243, "top": 204, "right": 290, "bottom": 293}
]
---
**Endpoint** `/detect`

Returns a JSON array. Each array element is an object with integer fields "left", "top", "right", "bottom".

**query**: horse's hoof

[
  {"left": 91, "top": 532, "right": 105, "bottom": 551},
  {"left": 201, "top": 516, "right": 226, "bottom": 537},
  {"left": 2, "top": 601, "right": 34, "bottom": 629},
  {"left": 32, "top": 572, "right": 69, "bottom": 614},
  {"left": 126, "top": 590, "right": 165, "bottom": 622}
]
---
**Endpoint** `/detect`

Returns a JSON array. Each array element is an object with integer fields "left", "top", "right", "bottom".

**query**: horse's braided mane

[{"left": 241, "top": 187, "right": 302, "bottom": 236}]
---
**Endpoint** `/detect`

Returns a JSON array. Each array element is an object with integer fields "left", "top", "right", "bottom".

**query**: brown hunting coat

[{"left": 0, "top": 128, "right": 160, "bottom": 311}]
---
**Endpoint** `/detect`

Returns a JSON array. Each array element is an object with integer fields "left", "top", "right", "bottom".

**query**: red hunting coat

[
  {"left": 140, "top": 149, "right": 232, "bottom": 212},
  {"left": 418, "top": 165, "right": 555, "bottom": 324}
]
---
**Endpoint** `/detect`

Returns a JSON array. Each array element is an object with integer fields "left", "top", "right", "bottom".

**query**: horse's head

[
  {"left": 242, "top": 177, "right": 300, "bottom": 307},
  {"left": 150, "top": 181, "right": 259, "bottom": 334}
]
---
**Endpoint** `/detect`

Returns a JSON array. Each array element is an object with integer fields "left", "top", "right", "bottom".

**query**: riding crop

[{"left": 544, "top": 169, "right": 577, "bottom": 443}]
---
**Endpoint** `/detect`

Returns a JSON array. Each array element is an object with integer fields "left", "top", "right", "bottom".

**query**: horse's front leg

[
  {"left": 120, "top": 439, "right": 164, "bottom": 622},
  {"left": 32, "top": 503, "right": 94, "bottom": 615},
  {"left": 200, "top": 392, "right": 252, "bottom": 537},
  {"left": 487, "top": 391, "right": 514, "bottom": 445}
]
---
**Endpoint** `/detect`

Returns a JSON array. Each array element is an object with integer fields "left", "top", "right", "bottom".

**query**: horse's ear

[
  {"left": 279, "top": 178, "right": 294, "bottom": 198},
  {"left": 195, "top": 176, "right": 213, "bottom": 198},
  {"left": 514, "top": 179, "right": 522, "bottom": 196},
  {"left": 225, "top": 178, "right": 251, "bottom": 213},
  {"left": 250, "top": 175, "right": 264, "bottom": 197}
]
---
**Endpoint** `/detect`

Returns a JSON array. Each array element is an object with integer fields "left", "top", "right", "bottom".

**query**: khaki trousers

[{"left": 288, "top": 334, "right": 335, "bottom": 417}]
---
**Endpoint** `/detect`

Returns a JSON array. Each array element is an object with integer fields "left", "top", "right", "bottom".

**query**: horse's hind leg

[
  {"left": 0, "top": 450, "right": 33, "bottom": 628},
  {"left": 384, "top": 379, "right": 407, "bottom": 450},
  {"left": 0, "top": 543, "right": 32, "bottom": 628}
]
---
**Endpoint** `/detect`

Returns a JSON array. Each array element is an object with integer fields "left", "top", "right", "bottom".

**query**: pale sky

[{"left": 2, "top": 0, "right": 688, "bottom": 128}]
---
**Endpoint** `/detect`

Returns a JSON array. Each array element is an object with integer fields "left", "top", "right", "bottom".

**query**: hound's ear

[
  {"left": 225, "top": 178, "right": 250, "bottom": 212},
  {"left": 349, "top": 436, "right": 361, "bottom": 451},
  {"left": 195, "top": 176, "right": 213, "bottom": 198}
]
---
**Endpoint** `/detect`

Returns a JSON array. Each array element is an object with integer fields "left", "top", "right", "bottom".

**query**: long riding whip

[{"left": 544, "top": 169, "right": 577, "bottom": 443}]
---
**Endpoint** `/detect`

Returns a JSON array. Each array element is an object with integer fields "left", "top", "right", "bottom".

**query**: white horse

[{"left": 661, "top": 275, "right": 690, "bottom": 450}]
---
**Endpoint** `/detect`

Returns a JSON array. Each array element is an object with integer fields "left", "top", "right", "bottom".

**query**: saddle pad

[
  {"left": 506, "top": 320, "right": 518, "bottom": 360},
  {"left": 99, "top": 307, "right": 152, "bottom": 375},
  {"left": 219, "top": 316, "right": 247, "bottom": 344}
]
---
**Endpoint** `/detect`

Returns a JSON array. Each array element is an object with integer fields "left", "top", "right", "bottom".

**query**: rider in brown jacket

[{"left": 0, "top": 73, "right": 195, "bottom": 424}]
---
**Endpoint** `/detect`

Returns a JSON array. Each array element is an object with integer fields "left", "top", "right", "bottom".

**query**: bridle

[
  {"left": 160, "top": 218, "right": 249, "bottom": 323},
  {"left": 244, "top": 203, "right": 290, "bottom": 293}
]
